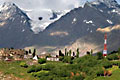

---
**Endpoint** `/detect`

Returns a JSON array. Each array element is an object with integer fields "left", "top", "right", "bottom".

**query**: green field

[{"left": 0, "top": 60, "right": 37, "bottom": 80}]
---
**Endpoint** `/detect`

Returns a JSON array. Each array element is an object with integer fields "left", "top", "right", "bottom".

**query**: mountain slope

[
  {"left": 0, "top": 2, "right": 34, "bottom": 48},
  {"left": 57, "top": 25, "right": 120, "bottom": 56},
  {"left": 34, "top": 0, "right": 120, "bottom": 47}
]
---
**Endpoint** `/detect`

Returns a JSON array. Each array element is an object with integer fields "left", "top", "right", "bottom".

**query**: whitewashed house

[{"left": 47, "top": 57, "right": 59, "bottom": 61}]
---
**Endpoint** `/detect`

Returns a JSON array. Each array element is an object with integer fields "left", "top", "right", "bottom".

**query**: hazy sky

[
  {"left": 0, "top": 0, "right": 119, "bottom": 11},
  {"left": 0, "top": 0, "right": 91, "bottom": 10}
]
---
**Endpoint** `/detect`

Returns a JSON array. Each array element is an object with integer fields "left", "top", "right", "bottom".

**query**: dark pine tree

[
  {"left": 26, "top": 51, "right": 28, "bottom": 55},
  {"left": 29, "top": 49, "right": 31, "bottom": 54},
  {"left": 76, "top": 48, "right": 79, "bottom": 58},
  {"left": 33, "top": 49, "right": 36, "bottom": 57},
  {"left": 87, "top": 51, "right": 91, "bottom": 55},
  {"left": 73, "top": 52, "right": 75, "bottom": 57},
  {"left": 59, "top": 50, "right": 64, "bottom": 56},
  {"left": 65, "top": 48, "right": 67, "bottom": 56}
]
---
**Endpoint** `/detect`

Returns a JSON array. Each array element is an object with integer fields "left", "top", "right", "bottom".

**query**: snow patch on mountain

[
  {"left": 99, "top": 9, "right": 103, "bottom": 12},
  {"left": 106, "top": 19, "right": 113, "bottom": 24},
  {"left": 72, "top": 18, "right": 77, "bottom": 24},
  {"left": 91, "top": 1, "right": 100, "bottom": 5},
  {"left": 93, "top": 0, "right": 119, "bottom": 8},
  {"left": 83, "top": 20, "right": 93, "bottom": 24},
  {"left": 27, "top": 9, "right": 70, "bottom": 33},
  {"left": 111, "top": 9, "right": 120, "bottom": 15}
]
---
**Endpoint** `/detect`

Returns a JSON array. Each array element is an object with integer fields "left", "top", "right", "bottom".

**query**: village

[{"left": 0, "top": 48, "right": 62, "bottom": 62}]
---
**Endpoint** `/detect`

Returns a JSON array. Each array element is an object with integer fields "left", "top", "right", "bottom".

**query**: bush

[
  {"left": 35, "top": 72, "right": 49, "bottom": 78},
  {"left": 97, "top": 52, "right": 103, "bottom": 60},
  {"left": 27, "top": 65, "right": 36, "bottom": 73},
  {"left": 39, "top": 76, "right": 53, "bottom": 80},
  {"left": 72, "top": 75, "right": 84, "bottom": 80},
  {"left": 42, "top": 64, "right": 55, "bottom": 71},
  {"left": 112, "top": 61, "right": 120, "bottom": 66},
  {"left": 51, "top": 67, "right": 71, "bottom": 77},
  {"left": 20, "top": 62, "right": 28, "bottom": 68},
  {"left": 59, "top": 56, "right": 64, "bottom": 61},
  {"left": 38, "top": 58, "right": 46, "bottom": 64},
  {"left": 107, "top": 54, "right": 119, "bottom": 60},
  {"left": 62, "top": 56, "right": 73, "bottom": 64},
  {"left": 35, "top": 65, "right": 42, "bottom": 72},
  {"left": 103, "top": 62, "right": 112, "bottom": 69},
  {"left": 96, "top": 69, "right": 104, "bottom": 76},
  {"left": 118, "top": 63, "right": 120, "bottom": 68}
]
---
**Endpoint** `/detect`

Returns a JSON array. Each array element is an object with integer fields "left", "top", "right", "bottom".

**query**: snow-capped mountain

[
  {"left": 32, "top": 0, "right": 120, "bottom": 52},
  {"left": 0, "top": 2, "right": 34, "bottom": 48},
  {"left": 91, "top": 0, "right": 120, "bottom": 15},
  {"left": 92, "top": 0, "right": 120, "bottom": 8},
  {"left": 0, "top": 0, "right": 120, "bottom": 54},
  {"left": 0, "top": 0, "right": 120, "bottom": 34},
  {"left": 0, "top": 2, "right": 30, "bottom": 22}
]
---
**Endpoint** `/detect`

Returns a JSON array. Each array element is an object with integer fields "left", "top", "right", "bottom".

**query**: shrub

[
  {"left": 72, "top": 75, "right": 84, "bottom": 80},
  {"left": 118, "top": 63, "right": 120, "bottom": 68},
  {"left": 20, "top": 62, "right": 28, "bottom": 68},
  {"left": 36, "top": 72, "right": 49, "bottom": 78},
  {"left": 103, "top": 62, "right": 112, "bottom": 69},
  {"left": 62, "top": 56, "right": 73, "bottom": 64},
  {"left": 35, "top": 65, "right": 42, "bottom": 72},
  {"left": 96, "top": 69, "right": 104, "bottom": 76},
  {"left": 42, "top": 64, "right": 55, "bottom": 71},
  {"left": 38, "top": 58, "right": 46, "bottom": 64},
  {"left": 59, "top": 56, "right": 64, "bottom": 61},
  {"left": 97, "top": 52, "right": 103, "bottom": 60},
  {"left": 112, "top": 61, "right": 120, "bottom": 66},
  {"left": 51, "top": 67, "right": 71, "bottom": 77},
  {"left": 27, "top": 65, "right": 36, "bottom": 73},
  {"left": 107, "top": 54, "right": 119, "bottom": 60}
]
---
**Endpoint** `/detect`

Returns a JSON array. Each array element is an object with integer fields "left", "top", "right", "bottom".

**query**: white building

[{"left": 47, "top": 57, "right": 59, "bottom": 61}]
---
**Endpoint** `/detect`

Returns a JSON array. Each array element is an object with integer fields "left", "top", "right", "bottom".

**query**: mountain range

[{"left": 0, "top": 0, "right": 120, "bottom": 54}]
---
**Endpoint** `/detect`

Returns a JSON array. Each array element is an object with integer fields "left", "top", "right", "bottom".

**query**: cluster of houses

[
  {"left": 0, "top": 48, "right": 59, "bottom": 61},
  {"left": 0, "top": 48, "right": 25, "bottom": 61}
]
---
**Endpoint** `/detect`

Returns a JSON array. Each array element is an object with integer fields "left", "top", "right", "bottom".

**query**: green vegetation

[
  {"left": 38, "top": 58, "right": 46, "bottom": 64},
  {"left": 1, "top": 48, "right": 120, "bottom": 80},
  {"left": 97, "top": 52, "right": 103, "bottom": 60},
  {"left": 20, "top": 62, "right": 28, "bottom": 68},
  {"left": 27, "top": 54, "right": 120, "bottom": 80},
  {"left": 0, "top": 60, "right": 36, "bottom": 80}
]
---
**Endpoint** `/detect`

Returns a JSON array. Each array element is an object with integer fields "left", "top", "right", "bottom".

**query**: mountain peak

[
  {"left": 2, "top": 2, "right": 15, "bottom": 7},
  {"left": 1, "top": 2, "right": 17, "bottom": 11},
  {"left": 0, "top": 2, "right": 30, "bottom": 21},
  {"left": 91, "top": 0, "right": 119, "bottom": 8}
]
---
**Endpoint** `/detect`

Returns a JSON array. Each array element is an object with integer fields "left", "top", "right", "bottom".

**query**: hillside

[
  {"left": 0, "top": 49, "right": 120, "bottom": 80},
  {"left": 54, "top": 25, "right": 120, "bottom": 56}
]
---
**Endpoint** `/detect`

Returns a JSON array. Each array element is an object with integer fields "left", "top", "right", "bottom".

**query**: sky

[
  {"left": 0, "top": 0, "right": 95, "bottom": 11},
  {"left": 0, "top": 0, "right": 120, "bottom": 33}
]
